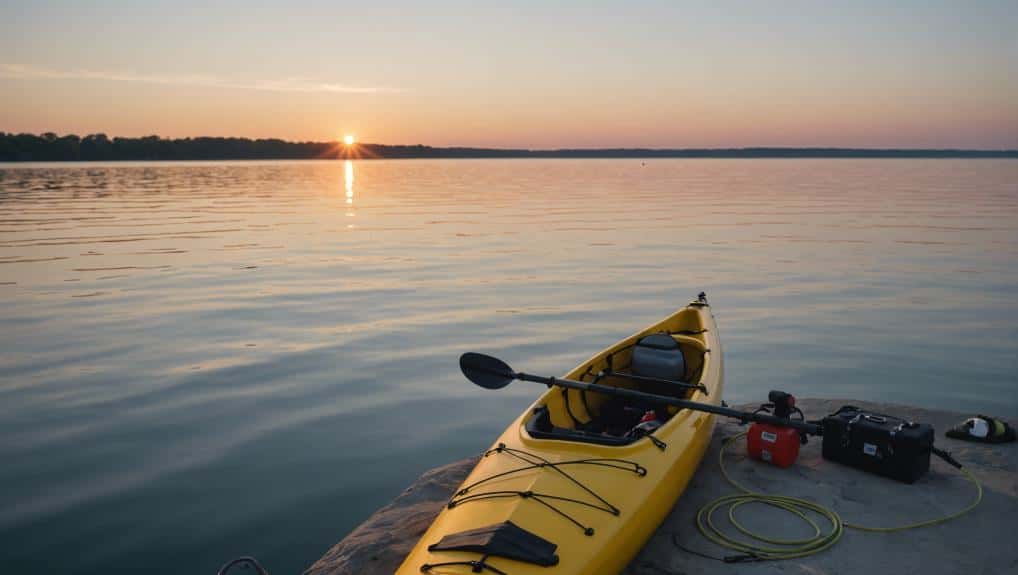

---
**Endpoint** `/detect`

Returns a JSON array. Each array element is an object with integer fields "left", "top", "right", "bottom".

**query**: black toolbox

[{"left": 821, "top": 406, "right": 934, "bottom": 483}]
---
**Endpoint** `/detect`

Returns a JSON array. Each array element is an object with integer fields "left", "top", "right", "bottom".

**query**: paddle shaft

[{"left": 516, "top": 371, "right": 822, "bottom": 435}]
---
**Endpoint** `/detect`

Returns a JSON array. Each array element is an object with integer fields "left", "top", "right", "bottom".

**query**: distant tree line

[
  {"left": 0, "top": 132, "right": 338, "bottom": 161},
  {"left": 1, "top": 132, "right": 1014, "bottom": 161}
]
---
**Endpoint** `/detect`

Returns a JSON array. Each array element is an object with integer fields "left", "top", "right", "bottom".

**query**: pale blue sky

[{"left": 2, "top": 0, "right": 1016, "bottom": 147}]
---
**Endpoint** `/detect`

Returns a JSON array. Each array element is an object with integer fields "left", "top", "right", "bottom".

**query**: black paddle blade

[{"left": 460, "top": 352, "right": 516, "bottom": 390}]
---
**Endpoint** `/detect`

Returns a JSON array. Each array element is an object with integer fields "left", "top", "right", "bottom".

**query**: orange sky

[{"left": 2, "top": 1, "right": 1016, "bottom": 148}]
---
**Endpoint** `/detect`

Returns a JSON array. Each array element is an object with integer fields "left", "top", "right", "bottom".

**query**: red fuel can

[{"left": 747, "top": 423, "right": 800, "bottom": 468}]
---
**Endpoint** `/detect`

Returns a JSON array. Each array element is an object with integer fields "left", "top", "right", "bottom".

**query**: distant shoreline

[{"left": 2, "top": 133, "right": 1015, "bottom": 161}]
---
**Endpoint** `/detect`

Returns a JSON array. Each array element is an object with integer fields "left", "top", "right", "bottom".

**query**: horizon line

[
  {"left": 7, "top": 130, "right": 1018, "bottom": 152},
  {"left": 2, "top": 132, "right": 1016, "bottom": 161}
]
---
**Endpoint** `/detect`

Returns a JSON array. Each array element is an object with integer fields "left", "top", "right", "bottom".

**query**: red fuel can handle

[{"left": 747, "top": 422, "right": 801, "bottom": 468}]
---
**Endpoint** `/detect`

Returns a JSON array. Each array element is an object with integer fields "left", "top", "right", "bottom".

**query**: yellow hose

[{"left": 694, "top": 432, "right": 983, "bottom": 561}]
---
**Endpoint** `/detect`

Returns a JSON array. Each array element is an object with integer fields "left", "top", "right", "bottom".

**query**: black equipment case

[{"left": 821, "top": 406, "right": 934, "bottom": 483}]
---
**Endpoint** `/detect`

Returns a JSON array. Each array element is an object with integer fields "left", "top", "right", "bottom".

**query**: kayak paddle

[{"left": 459, "top": 352, "right": 821, "bottom": 435}]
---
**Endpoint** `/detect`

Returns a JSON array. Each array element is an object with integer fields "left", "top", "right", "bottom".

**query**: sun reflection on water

[{"left": 344, "top": 160, "right": 354, "bottom": 205}]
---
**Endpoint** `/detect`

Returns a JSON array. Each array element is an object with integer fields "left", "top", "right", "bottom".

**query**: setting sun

[{"left": 343, "top": 135, "right": 355, "bottom": 146}]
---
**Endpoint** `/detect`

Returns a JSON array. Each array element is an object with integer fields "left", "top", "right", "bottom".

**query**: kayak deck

[{"left": 398, "top": 299, "right": 724, "bottom": 575}]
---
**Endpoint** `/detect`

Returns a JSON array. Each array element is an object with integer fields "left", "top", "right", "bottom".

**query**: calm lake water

[{"left": 1, "top": 159, "right": 1017, "bottom": 574}]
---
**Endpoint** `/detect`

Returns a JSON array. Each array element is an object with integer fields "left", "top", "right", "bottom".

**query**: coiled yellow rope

[{"left": 695, "top": 432, "right": 983, "bottom": 561}]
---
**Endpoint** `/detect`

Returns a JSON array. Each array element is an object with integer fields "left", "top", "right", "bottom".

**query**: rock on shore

[{"left": 306, "top": 399, "right": 1017, "bottom": 575}]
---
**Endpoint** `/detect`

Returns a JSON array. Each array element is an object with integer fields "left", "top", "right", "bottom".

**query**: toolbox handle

[{"left": 831, "top": 406, "right": 906, "bottom": 425}]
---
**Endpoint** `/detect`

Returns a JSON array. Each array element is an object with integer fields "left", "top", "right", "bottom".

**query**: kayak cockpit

[{"left": 524, "top": 329, "right": 710, "bottom": 446}]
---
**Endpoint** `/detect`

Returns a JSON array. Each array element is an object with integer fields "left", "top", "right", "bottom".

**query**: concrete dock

[{"left": 306, "top": 399, "right": 1017, "bottom": 575}]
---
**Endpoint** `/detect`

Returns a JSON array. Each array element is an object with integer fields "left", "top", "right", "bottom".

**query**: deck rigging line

[
  {"left": 420, "top": 554, "right": 508, "bottom": 574},
  {"left": 447, "top": 443, "right": 645, "bottom": 536}
]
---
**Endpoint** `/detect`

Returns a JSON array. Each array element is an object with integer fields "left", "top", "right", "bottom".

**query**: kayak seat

[
  {"left": 632, "top": 333, "right": 686, "bottom": 380},
  {"left": 630, "top": 333, "right": 688, "bottom": 397}
]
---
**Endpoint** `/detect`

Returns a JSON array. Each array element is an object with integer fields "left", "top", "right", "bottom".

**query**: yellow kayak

[{"left": 397, "top": 295, "right": 724, "bottom": 575}]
